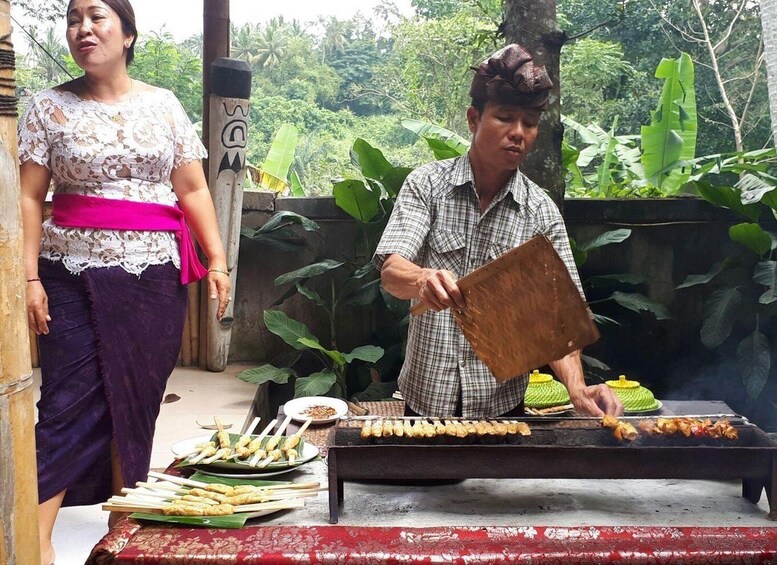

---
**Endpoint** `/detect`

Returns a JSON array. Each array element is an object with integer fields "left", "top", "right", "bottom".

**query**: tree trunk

[
  {"left": 0, "top": 1, "right": 41, "bottom": 563},
  {"left": 502, "top": 0, "right": 565, "bottom": 210},
  {"left": 763, "top": 0, "right": 777, "bottom": 147}
]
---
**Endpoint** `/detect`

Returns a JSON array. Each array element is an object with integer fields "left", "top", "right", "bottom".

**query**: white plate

[
  {"left": 283, "top": 396, "right": 348, "bottom": 424},
  {"left": 194, "top": 463, "right": 314, "bottom": 479},
  {"left": 171, "top": 435, "right": 319, "bottom": 472}
]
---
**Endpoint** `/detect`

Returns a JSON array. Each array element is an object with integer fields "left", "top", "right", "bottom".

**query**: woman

[{"left": 18, "top": 1, "right": 230, "bottom": 563}]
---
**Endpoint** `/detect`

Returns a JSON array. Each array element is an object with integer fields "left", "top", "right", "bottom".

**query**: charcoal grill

[{"left": 326, "top": 416, "right": 777, "bottom": 524}]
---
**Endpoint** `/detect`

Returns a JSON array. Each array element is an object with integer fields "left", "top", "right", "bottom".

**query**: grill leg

[
  {"left": 742, "top": 478, "right": 764, "bottom": 505},
  {"left": 769, "top": 456, "right": 776, "bottom": 521},
  {"left": 328, "top": 452, "right": 339, "bottom": 524}
]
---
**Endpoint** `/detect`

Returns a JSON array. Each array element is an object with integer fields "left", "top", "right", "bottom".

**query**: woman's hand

[
  {"left": 26, "top": 281, "right": 51, "bottom": 335},
  {"left": 207, "top": 269, "right": 232, "bottom": 321}
]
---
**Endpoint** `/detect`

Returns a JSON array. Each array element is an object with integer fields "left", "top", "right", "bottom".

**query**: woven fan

[{"left": 411, "top": 236, "right": 599, "bottom": 382}]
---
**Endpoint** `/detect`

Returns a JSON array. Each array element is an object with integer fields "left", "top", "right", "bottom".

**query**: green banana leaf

[
  {"left": 274, "top": 259, "right": 345, "bottom": 286},
  {"left": 237, "top": 364, "right": 295, "bottom": 385},
  {"left": 737, "top": 330, "right": 770, "bottom": 399},
  {"left": 578, "top": 229, "right": 632, "bottom": 252},
  {"left": 640, "top": 52, "right": 697, "bottom": 194},
  {"left": 333, "top": 179, "right": 381, "bottom": 222},
  {"left": 130, "top": 474, "right": 303, "bottom": 528},
  {"left": 701, "top": 287, "right": 743, "bottom": 348},
  {"left": 264, "top": 310, "right": 317, "bottom": 351},
  {"left": 294, "top": 370, "right": 337, "bottom": 396},
  {"left": 754, "top": 261, "right": 777, "bottom": 304},
  {"left": 611, "top": 291, "right": 671, "bottom": 320},
  {"left": 262, "top": 123, "right": 299, "bottom": 183},
  {"left": 401, "top": 118, "right": 470, "bottom": 159},
  {"left": 729, "top": 223, "right": 772, "bottom": 256}
]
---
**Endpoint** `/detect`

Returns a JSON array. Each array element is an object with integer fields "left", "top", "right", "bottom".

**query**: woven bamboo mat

[{"left": 299, "top": 400, "right": 404, "bottom": 448}]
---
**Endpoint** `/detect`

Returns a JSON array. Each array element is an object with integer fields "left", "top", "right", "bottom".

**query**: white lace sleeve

[
  {"left": 167, "top": 92, "right": 207, "bottom": 169},
  {"left": 18, "top": 93, "right": 51, "bottom": 168}
]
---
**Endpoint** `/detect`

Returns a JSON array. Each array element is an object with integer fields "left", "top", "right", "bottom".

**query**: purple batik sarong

[{"left": 36, "top": 259, "right": 187, "bottom": 506}]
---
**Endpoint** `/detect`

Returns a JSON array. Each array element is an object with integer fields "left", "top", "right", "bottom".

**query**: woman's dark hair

[{"left": 67, "top": 0, "right": 138, "bottom": 65}]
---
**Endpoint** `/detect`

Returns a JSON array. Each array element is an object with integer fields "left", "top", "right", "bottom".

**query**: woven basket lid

[
  {"left": 605, "top": 374, "right": 659, "bottom": 412},
  {"left": 524, "top": 369, "right": 571, "bottom": 408}
]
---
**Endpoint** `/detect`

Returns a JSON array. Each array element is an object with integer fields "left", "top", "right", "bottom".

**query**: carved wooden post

[
  {"left": 503, "top": 0, "right": 565, "bottom": 210},
  {"left": 206, "top": 58, "right": 251, "bottom": 371},
  {"left": 0, "top": 1, "right": 41, "bottom": 564}
]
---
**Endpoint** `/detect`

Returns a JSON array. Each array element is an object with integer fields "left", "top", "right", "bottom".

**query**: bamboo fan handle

[{"left": 409, "top": 302, "right": 430, "bottom": 316}]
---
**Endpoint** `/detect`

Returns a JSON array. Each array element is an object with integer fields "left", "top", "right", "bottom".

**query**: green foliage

[
  {"left": 640, "top": 53, "right": 697, "bottom": 194},
  {"left": 677, "top": 148, "right": 777, "bottom": 400},
  {"left": 370, "top": 12, "right": 497, "bottom": 134},
  {"left": 130, "top": 33, "right": 203, "bottom": 122},
  {"left": 563, "top": 54, "right": 697, "bottom": 198}
]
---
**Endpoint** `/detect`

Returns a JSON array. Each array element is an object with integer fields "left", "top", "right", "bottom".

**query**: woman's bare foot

[{"left": 40, "top": 542, "right": 55, "bottom": 565}]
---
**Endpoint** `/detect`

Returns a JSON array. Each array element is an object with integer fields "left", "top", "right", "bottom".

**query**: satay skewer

[
  {"left": 246, "top": 418, "right": 280, "bottom": 466},
  {"left": 214, "top": 416, "right": 231, "bottom": 450},
  {"left": 234, "top": 417, "right": 261, "bottom": 457}
]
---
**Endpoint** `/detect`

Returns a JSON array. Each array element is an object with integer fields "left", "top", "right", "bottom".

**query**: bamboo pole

[
  {"left": 206, "top": 58, "right": 251, "bottom": 371},
  {"left": 0, "top": 2, "right": 41, "bottom": 563}
]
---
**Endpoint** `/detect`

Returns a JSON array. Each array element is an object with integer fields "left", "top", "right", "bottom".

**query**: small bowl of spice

[{"left": 284, "top": 396, "right": 349, "bottom": 424}]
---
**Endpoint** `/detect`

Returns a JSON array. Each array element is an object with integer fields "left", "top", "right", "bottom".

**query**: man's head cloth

[{"left": 469, "top": 44, "right": 553, "bottom": 111}]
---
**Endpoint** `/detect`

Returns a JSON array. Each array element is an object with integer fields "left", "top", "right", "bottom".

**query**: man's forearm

[
  {"left": 549, "top": 350, "right": 587, "bottom": 398},
  {"left": 380, "top": 254, "right": 427, "bottom": 300}
]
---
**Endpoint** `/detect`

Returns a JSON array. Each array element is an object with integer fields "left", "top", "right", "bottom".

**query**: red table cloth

[{"left": 87, "top": 519, "right": 777, "bottom": 564}]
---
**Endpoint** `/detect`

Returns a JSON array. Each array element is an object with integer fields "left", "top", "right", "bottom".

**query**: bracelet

[
  {"left": 26, "top": 278, "right": 41, "bottom": 283},
  {"left": 208, "top": 268, "right": 229, "bottom": 276}
]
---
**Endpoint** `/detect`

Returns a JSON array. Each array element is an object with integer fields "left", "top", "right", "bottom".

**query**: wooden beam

[
  {"left": 0, "top": 1, "right": 41, "bottom": 563},
  {"left": 199, "top": 0, "right": 231, "bottom": 368}
]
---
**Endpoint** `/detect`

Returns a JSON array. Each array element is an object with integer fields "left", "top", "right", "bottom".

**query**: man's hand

[
  {"left": 417, "top": 268, "right": 465, "bottom": 312},
  {"left": 549, "top": 350, "right": 624, "bottom": 417},
  {"left": 567, "top": 384, "right": 624, "bottom": 417},
  {"left": 381, "top": 254, "right": 465, "bottom": 311}
]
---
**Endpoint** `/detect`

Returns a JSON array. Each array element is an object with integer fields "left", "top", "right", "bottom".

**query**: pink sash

[{"left": 51, "top": 193, "right": 208, "bottom": 284}]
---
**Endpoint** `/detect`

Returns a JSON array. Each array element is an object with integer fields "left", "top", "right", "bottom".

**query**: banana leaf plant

[
  {"left": 246, "top": 123, "right": 299, "bottom": 194},
  {"left": 677, "top": 147, "right": 777, "bottom": 401},
  {"left": 571, "top": 228, "right": 670, "bottom": 370},
  {"left": 401, "top": 118, "right": 470, "bottom": 160},
  {"left": 640, "top": 52, "right": 697, "bottom": 194},
  {"left": 237, "top": 259, "right": 385, "bottom": 399},
  {"left": 562, "top": 52, "right": 697, "bottom": 198}
]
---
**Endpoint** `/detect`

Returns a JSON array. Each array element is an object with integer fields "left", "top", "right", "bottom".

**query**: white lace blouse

[{"left": 18, "top": 86, "right": 207, "bottom": 276}]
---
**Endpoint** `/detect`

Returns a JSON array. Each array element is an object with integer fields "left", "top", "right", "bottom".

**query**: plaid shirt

[{"left": 374, "top": 155, "right": 584, "bottom": 418}]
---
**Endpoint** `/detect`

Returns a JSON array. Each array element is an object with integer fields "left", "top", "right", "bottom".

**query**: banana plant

[
  {"left": 401, "top": 118, "right": 470, "bottom": 160},
  {"left": 572, "top": 228, "right": 670, "bottom": 370},
  {"left": 246, "top": 123, "right": 299, "bottom": 194},
  {"left": 640, "top": 52, "right": 697, "bottom": 194},
  {"left": 237, "top": 260, "right": 385, "bottom": 399},
  {"left": 562, "top": 53, "right": 697, "bottom": 198}
]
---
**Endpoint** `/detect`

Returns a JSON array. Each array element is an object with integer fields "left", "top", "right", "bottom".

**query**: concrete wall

[{"left": 232, "top": 192, "right": 776, "bottom": 429}]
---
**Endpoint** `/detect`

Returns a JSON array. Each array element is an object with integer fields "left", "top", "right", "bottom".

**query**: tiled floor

[{"left": 32, "top": 364, "right": 258, "bottom": 565}]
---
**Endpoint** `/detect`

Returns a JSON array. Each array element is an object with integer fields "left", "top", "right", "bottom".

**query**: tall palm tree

[
  {"left": 255, "top": 24, "right": 288, "bottom": 68},
  {"left": 763, "top": 0, "right": 777, "bottom": 145}
]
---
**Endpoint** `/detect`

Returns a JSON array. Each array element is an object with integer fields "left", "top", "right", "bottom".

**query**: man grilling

[{"left": 373, "top": 44, "right": 623, "bottom": 419}]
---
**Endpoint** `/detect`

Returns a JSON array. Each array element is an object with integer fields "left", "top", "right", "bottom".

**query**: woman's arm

[
  {"left": 20, "top": 160, "right": 52, "bottom": 335},
  {"left": 171, "top": 160, "right": 231, "bottom": 320}
]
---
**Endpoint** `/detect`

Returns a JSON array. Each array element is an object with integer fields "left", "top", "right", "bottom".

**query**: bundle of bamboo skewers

[
  {"left": 182, "top": 415, "right": 313, "bottom": 468},
  {"left": 103, "top": 471, "right": 324, "bottom": 517}
]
